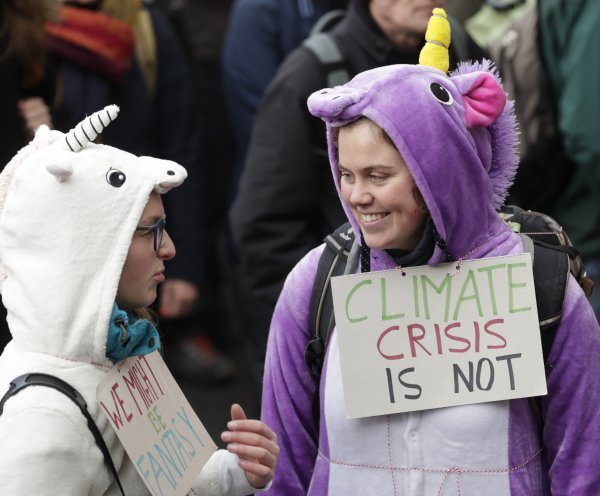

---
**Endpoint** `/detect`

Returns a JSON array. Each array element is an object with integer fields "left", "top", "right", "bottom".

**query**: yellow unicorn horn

[{"left": 419, "top": 8, "right": 451, "bottom": 73}]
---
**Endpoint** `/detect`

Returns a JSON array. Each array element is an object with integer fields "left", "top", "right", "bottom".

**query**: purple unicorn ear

[
  {"left": 451, "top": 61, "right": 519, "bottom": 208},
  {"left": 307, "top": 86, "right": 367, "bottom": 123},
  {"left": 453, "top": 72, "right": 506, "bottom": 128}
]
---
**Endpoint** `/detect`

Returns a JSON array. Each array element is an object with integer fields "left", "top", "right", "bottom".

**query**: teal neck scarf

[{"left": 105, "top": 303, "right": 160, "bottom": 362}]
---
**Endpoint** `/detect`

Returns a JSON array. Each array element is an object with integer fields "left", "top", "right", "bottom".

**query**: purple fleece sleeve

[
  {"left": 543, "top": 275, "right": 600, "bottom": 494},
  {"left": 259, "top": 246, "right": 325, "bottom": 495}
]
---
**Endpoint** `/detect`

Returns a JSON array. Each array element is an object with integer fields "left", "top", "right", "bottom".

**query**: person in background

[
  {"left": 445, "top": 0, "right": 484, "bottom": 21},
  {"left": 230, "top": 0, "right": 486, "bottom": 398},
  {"left": 155, "top": 0, "right": 239, "bottom": 385},
  {"left": 222, "top": 0, "right": 348, "bottom": 189},
  {"left": 260, "top": 10, "right": 600, "bottom": 494},
  {"left": 0, "top": 109, "right": 278, "bottom": 495},
  {"left": 46, "top": 0, "right": 205, "bottom": 339},
  {"left": 537, "top": 0, "right": 600, "bottom": 322},
  {"left": 0, "top": 0, "right": 56, "bottom": 354},
  {"left": 465, "top": 0, "right": 534, "bottom": 49}
]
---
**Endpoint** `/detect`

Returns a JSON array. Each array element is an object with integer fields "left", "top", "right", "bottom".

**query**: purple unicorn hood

[{"left": 308, "top": 60, "right": 520, "bottom": 268}]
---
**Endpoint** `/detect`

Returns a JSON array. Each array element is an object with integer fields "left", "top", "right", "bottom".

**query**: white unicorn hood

[{"left": 0, "top": 105, "right": 187, "bottom": 366}]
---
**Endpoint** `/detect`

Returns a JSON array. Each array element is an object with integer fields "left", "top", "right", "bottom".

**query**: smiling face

[
  {"left": 338, "top": 118, "right": 428, "bottom": 251},
  {"left": 116, "top": 192, "right": 176, "bottom": 310}
]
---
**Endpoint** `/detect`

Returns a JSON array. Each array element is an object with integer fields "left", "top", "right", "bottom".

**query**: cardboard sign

[
  {"left": 97, "top": 351, "right": 217, "bottom": 496},
  {"left": 331, "top": 254, "right": 547, "bottom": 418}
]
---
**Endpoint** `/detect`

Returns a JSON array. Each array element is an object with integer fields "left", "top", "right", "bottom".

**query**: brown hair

[
  {"left": 132, "top": 307, "right": 158, "bottom": 325},
  {"left": 0, "top": 0, "right": 58, "bottom": 87},
  {"left": 333, "top": 116, "right": 396, "bottom": 148}
]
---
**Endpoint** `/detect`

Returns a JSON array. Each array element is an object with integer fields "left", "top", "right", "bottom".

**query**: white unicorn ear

[
  {"left": 46, "top": 162, "right": 73, "bottom": 182},
  {"left": 32, "top": 125, "right": 52, "bottom": 148}
]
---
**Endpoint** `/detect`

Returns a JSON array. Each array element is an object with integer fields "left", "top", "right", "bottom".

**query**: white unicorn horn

[{"left": 64, "top": 105, "right": 120, "bottom": 152}]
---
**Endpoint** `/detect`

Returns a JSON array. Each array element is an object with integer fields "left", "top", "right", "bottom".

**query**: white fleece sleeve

[
  {"left": 189, "top": 449, "right": 265, "bottom": 496},
  {"left": 0, "top": 405, "right": 108, "bottom": 494}
]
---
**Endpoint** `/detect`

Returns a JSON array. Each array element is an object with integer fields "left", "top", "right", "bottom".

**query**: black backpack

[
  {"left": 302, "top": 10, "right": 472, "bottom": 88},
  {"left": 305, "top": 206, "right": 594, "bottom": 383}
]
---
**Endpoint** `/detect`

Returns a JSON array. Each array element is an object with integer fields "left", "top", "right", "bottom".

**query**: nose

[
  {"left": 349, "top": 180, "right": 373, "bottom": 206},
  {"left": 158, "top": 229, "right": 176, "bottom": 260}
]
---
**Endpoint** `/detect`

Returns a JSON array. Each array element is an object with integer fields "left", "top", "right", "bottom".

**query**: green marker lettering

[
  {"left": 381, "top": 277, "right": 404, "bottom": 321},
  {"left": 421, "top": 273, "right": 453, "bottom": 321},
  {"left": 477, "top": 263, "right": 506, "bottom": 315},
  {"left": 453, "top": 270, "right": 483, "bottom": 320},
  {"left": 412, "top": 275, "right": 420, "bottom": 318},
  {"left": 345, "top": 279, "right": 372, "bottom": 323},
  {"left": 508, "top": 262, "right": 531, "bottom": 313}
]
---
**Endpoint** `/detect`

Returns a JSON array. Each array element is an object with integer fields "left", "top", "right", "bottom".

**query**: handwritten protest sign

[
  {"left": 97, "top": 351, "right": 217, "bottom": 496},
  {"left": 331, "top": 254, "right": 547, "bottom": 418}
]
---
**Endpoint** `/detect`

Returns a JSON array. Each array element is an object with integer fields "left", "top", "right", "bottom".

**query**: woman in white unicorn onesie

[{"left": 0, "top": 106, "right": 279, "bottom": 495}]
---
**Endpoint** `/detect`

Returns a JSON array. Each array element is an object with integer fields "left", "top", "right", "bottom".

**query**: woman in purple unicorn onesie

[{"left": 260, "top": 8, "right": 600, "bottom": 496}]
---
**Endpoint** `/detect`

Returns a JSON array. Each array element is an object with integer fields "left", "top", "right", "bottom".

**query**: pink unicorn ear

[{"left": 461, "top": 73, "right": 506, "bottom": 128}]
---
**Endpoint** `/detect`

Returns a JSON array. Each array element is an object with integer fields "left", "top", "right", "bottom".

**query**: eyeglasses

[{"left": 135, "top": 217, "right": 166, "bottom": 251}]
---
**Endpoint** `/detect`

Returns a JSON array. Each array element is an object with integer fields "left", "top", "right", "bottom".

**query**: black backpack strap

[
  {"left": 305, "top": 222, "right": 355, "bottom": 382},
  {"left": 520, "top": 234, "right": 570, "bottom": 363},
  {"left": 0, "top": 373, "right": 126, "bottom": 496},
  {"left": 305, "top": 222, "right": 355, "bottom": 439},
  {"left": 531, "top": 241, "right": 570, "bottom": 361},
  {"left": 520, "top": 235, "right": 569, "bottom": 429}
]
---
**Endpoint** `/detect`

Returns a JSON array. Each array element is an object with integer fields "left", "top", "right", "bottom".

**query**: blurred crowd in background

[{"left": 1, "top": 0, "right": 598, "bottom": 417}]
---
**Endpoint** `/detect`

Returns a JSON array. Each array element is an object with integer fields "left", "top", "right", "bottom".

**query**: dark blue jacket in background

[
  {"left": 222, "top": 0, "right": 331, "bottom": 192},
  {"left": 52, "top": 5, "right": 205, "bottom": 288}
]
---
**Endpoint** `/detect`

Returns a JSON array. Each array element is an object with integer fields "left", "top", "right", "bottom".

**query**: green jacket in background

[{"left": 539, "top": 0, "right": 600, "bottom": 261}]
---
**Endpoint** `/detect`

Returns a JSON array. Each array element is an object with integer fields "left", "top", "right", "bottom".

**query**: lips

[{"left": 360, "top": 212, "right": 389, "bottom": 224}]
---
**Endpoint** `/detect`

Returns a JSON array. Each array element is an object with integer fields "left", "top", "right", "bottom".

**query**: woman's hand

[
  {"left": 221, "top": 404, "right": 279, "bottom": 489},
  {"left": 158, "top": 278, "right": 200, "bottom": 318},
  {"left": 18, "top": 97, "right": 52, "bottom": 140}
]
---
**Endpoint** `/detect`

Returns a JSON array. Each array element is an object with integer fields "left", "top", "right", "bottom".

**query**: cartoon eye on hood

[
  {"left": 106, "top": 168, "right": 126, "bottom": 188},
  {"left": 430, "top": 82, "right": 453, "bottom": 105}
]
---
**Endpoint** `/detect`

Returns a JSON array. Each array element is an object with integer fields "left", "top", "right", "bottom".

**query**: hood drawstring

[
  {"left": 432, "top": 224, "right": 455, "bottom": 262},
  {"left": 360, "top": 233, "right": 371, "bottom": 272}
]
